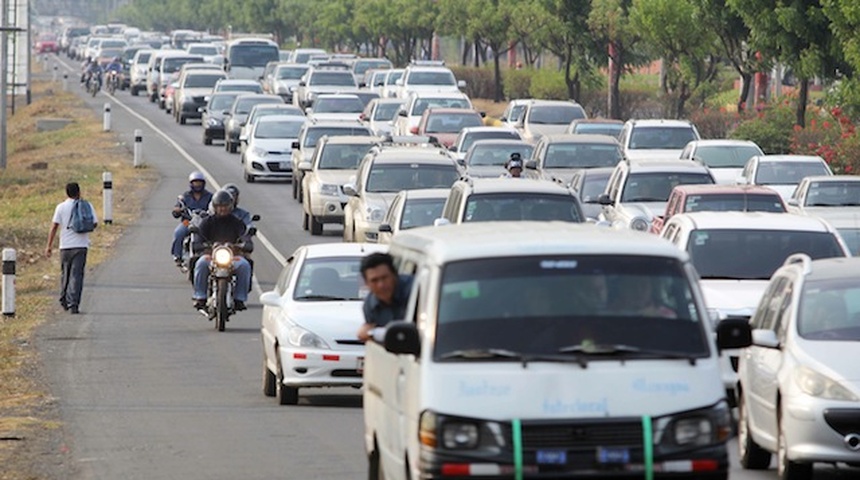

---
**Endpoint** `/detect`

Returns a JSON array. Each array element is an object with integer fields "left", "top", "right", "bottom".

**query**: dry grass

[
  {"left": 473, "top": 98, "right": 508, "bottom": 125},
  {"left": 0, "top": 73, "right": 157, "bottom": 479}
]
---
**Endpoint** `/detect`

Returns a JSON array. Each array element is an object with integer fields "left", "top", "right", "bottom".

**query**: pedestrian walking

[{"left": 45, "top": 182, "right": 98, "bottom": 314}]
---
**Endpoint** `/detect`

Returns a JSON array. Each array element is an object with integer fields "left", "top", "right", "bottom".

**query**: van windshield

[{"left": 435, "top": 255, "right": 709, "bottom": 361}]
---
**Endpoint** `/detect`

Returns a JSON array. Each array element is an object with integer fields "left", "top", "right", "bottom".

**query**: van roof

[{"left": 391, "top": 222, "right": 685, "bottom": 265}]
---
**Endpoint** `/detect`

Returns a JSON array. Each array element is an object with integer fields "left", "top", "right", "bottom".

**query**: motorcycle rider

[
  {"left": 104, "top": 56, "right": 123, "bottom": 89},
  {"left": 192, "top": 190, "right": 251, "bottom": 311},
  {"left": 82, "top": 58, "right": 103, "bottom": 89},
  {"left": 215, "top": 183, "right": 254, "bottom": 249},
  {"left": 171, "top": 171, "right": 213, "bottom": 266}
]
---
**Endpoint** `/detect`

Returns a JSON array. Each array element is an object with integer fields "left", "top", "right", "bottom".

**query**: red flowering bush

[{"left": 790, "top": 106, "right": 859, "bottom": 174}]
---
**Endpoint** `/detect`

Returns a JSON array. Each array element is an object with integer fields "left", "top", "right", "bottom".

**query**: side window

[
  {"left": 275, "top": 256, "right": 296, "bottom": 295},
  {"left": 570, "top": 172, "right": 582, "bottom": 193},
  {"left": 774, "top": 281, "right": 795, "bottom": 340},
  {"left": 606, "top": 169, "right": 621, "bottom": 198},
  {"left": 442, "top": 188, "right": 461, "bottom": 221},
  {"left": 384, "top": 195, "right": 401, "bottom": 225},
  {"left": 756, "top": 278, "right": 787, "bottom": 330}
]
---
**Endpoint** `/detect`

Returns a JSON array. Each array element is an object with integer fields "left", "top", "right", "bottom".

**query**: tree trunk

[
  {"left": 493, "top": 49, "right": 503, "bottom": 102},
  {"left": 564, "top": 45, "right": 574, "bottom": 101},
  {"left": 676, "top": 82, "right": 689, "bottom": 119},
  {"left": 796, "top": 77, "right": 809, "bottom": 127},
  {"left": 461, "top": 38, "right": 470, "bottom": 66},
  {"left": 608, "top": 42, "right": 623, "bottom": 120},
  {"left": 737, "top": 72, "right": 752, "bottom": 113}
]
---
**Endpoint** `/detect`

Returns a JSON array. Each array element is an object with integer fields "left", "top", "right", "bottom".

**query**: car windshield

[
  {"left": 411, "top": 97, "right": 470, "bottom": 116},
  {"left": 319, "top": 144, "right": 372, "bottom": 169},
  {"left": 507, "top": 105, "right": 526, "bottom": 123},
  {"left": 313, "top": 97, "right": 364, "bottom": 114},
  {"left": 101, "top": 40, "right": 126, "bottom": 48},
  {"left": 435, "top": 255, "right": 708, "bottom": 361},
  {"left": 309, "top": 71, "right": 355, "bottom": 86},
  {"left": 366, "top": 164, "right": 459, "bottom": 192},
  {"left": 355, "top": 60, "right": 391, "bottom": 75},
  {"left": 385, "top": 71, "right": 403, "bottom": 85},
  {"left": 304, "top": 127, "right": 371, "bottom": 148},
  {"left": 163, "top": 57, "right": 199, "bottom": 73},
  {"left": 803, "top": 181, "right": 860, "bottom": 206},
  {"left": 687, "top": 229, "right": 845, "bottom": 280},
  {"left": 400, "top": 198, "right": 446, "bottom": 230},
  {"left": 236, "top": 98, "right": 281, "bottom": 114},
  {"left": 373, "top": 102, "right": 402, "bottom": 121},
  {"left": 460, "top": 131, "right": 520, "bottom": 152},
  {"left": 572, "top": 123, "right": 623, "bottom": 137},
  {"left": 250, "top": 107, "right": 302, "bottom": 122},
  {"left": 695, "top": 145, "right": 762, "bottom": 168},
  {"left": 424, "top": 113, "right": 483, "bottom": 133},
  {"left": 185, "top": 74, "right": 223, "bottom": 88},
  {"left": 467, "top": 144, "right": 534, "bottom": 167},
  {"left": 621, "top": 172, "right": 714, "bottom": 202},
  {"left": 544, "top": 143, "right": 622, "bottom": 169},
  {"left": 292, "top": 257, "right": 364, "bottom": 301},
  {"left": 255, "top": 120, "right": 304, "bottom": 139},
  {"left": 136, "top": 52, "right": 152, "bottom": 64},
  {"left": 630, "top": 126, "right": 698, "bottom": 150},
  {"left": 463, "top": 194, "right": 583, "bottom": 222},
  {"left": 684, "top": 193, "right": 786, "bottom": 213},
  {"left": 407, "top": 71, "right": 455, "bottom": 86},
  {"left": 189, "top": 45, "right": 218, "bottom": 56},
  {"left": 798, "top": 280, "right": 860, "bottom": 341},
  {"left": 528, "top": 105, "right": 586, "bottom": 125},
  {"left": 581, "top": 173, "right": 612, "bottom": 202},
  {"left": 755, "top": 161, "right": 830, "bottom": 185},
  {"left": 277, "top": 67, "right": 308, "bottom": 80},
  {"left": 209, "top": 95, "right": 238, "bottom": 111},
  {"left": 218, "top": 84, "right": 261, "bottom": 93},
  {"left": 228, "top": 44, "right": 279, "bottom": 68},
  {"left": 836, "top": 228, "right": 860, "bottom": 255}
]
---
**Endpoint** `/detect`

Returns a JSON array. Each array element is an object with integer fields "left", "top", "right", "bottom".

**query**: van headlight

[
  {"left": 288, "top": 325, "right": 330, "bottom": 349},
  {"left": 213, "top": 247, "right": 232, "bottom": 267},
  {"left": 419, "top": 411, "right": 506, "bottom": 452},
  {"left": 653, "top": 401, "right": 731, "bottom": 449},
  {"left": 629, "top": 216, "right": 649, "bottom": 231},
  {"left": 794, "top": 366, "right": 858, "bottom": 401},
  {"left": 252, "top": 147, "right": 268, "bottom": 158},
  {"left": 443, "top": 422, "right": 480, "bottom": 449}
]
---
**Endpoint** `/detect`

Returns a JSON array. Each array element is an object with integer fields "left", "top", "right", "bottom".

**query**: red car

[
  {"left": 413, "top": 107, "right": 484, "bottom": 147},
  {"left": 35, "top": 34, "right": 59, "bottom": 54},
  {"left": 650, "top": 184, "right": 788, "bottom": 234}
]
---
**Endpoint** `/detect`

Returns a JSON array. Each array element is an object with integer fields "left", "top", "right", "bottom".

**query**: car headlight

[
  {"left": 794, "top": 366, "right": 858, "bottom": 401},
  {"left": 366, "top": 205, "right": 385, "bottom": 223},
  {"left": 208, "top": 118, "right": 222, "bottom": 127},
  {"left": 251, "top": 146, "right": 268, "bottom": 158},
  {"left": 629, "top": 216, "right": 650, "bottom": 231},
  {"left": 287, "top": 325, "right": 330, "bottom": 349},
  {"left": 212, "top": 246, "right": 232, "bottom": 267},
  {"left": 319, "top": 184, "right": 339, "bottom": 196}
]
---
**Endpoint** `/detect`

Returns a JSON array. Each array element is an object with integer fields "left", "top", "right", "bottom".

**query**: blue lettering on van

[
  {"left": 543, "top": 398, "right": 608, "bottom": 414},
  {"left": 459, "top": 380, "right": 512, "bottom": 397},
  {"left": 631, "top": 378, "right": 691, "bottom": 395}
]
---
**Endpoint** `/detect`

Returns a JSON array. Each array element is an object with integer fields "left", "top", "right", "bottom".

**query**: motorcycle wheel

[{"left": 216, "top": 278, "right": 228, "bottom": 332}]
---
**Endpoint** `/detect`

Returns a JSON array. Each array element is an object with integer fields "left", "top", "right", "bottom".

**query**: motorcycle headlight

[
  {"left": 319, "top": 184, "right": 339, "bottom": 196},
  {"left": 629, "top": 216, "right": 649, "bottom": 231},
  {"left": 287, "top": 325, "right": 330, "bottom": 349},
  {"left": 794, "top": 366, "right": 858, "bottom": 401},
  {"left": 213, "top": 247, "right": 232, "bottom": 267},
  {"left": 252, "top": 146, "right": 268, "bottom": 158},
  {"left": 366, "top": 205, "right": 385, "bottom": 223}
]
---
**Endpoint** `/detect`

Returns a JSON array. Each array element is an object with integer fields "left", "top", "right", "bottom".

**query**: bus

[{"left": 224, "top": 38, "right": 279, "bottom": 80}]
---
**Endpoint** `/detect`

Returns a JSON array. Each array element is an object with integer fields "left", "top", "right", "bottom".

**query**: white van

[{"left": 363, "top": 222, "right": 751, "bottom": 480}]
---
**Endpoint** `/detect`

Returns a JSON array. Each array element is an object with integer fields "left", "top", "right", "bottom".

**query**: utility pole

[{"left": 1, "top": 0, "right": 9, "bottom": 170}]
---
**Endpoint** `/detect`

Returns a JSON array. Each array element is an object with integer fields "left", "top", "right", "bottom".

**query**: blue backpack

[{"left": 69, "top": 199, "right": 97, "bottom": 233}]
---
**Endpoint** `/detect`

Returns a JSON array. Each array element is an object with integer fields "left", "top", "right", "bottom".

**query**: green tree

[
  {"left": 589, "top": 0, "right": 644, "bottom": 119},
  {"left": 465, "top": 0, "right": 518, "bottom": 102}
]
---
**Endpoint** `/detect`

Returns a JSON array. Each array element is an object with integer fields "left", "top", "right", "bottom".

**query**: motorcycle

[
  {"left": 200, "top": 226, "right": 256, "bottom": 332},
  {"left": 176, "top": 199, "right": 208, "bottom": 282},
  {"left": 86, "top": 72, "right": 100, "bottom": 97},
  {"left": 105, "top": 70, "right": 119, "bottom": 94}
]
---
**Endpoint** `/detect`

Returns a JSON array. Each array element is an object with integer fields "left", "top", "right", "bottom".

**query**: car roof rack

[
  {"left": 409, "top": 59, "right": 445, "bottom": 67},
  {"left": 377, "top": 134, "right": 442, "bottom": 148}
]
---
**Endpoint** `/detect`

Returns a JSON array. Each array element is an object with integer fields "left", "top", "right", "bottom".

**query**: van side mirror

[
  {"left": 597, "top": 194, "right": 613, "bottom": 206},
  {"left": 378, "top": 224, "right": 392, "bottom": 233},
  {"left": 751, "top": 329, "right": 779, "bottom": 348},
  {"left": 383, "top": 321, "right": 420, "bottom": 356},
  {"left": 716, "top": 318, "right": 753, "bottom": 350}
]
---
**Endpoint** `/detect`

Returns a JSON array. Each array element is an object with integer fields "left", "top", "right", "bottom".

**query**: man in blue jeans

[
  {"left": 172, "top": 171, "right": 213, "bottom": 265},
  {"left": 45, "top": 182, "right": 99, "bottom": 314}
]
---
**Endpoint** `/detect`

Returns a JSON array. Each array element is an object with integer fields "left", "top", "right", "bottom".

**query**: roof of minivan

[
  {"left": 669, "top": 211, "right": 833, "bottom": 232},
  {"left": 391, "top": 222, "right": 685, "bottom": 265}
]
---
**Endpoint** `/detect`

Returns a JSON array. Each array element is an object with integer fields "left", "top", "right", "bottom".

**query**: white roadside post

[
  {"left": 62, "top": 73, "right": 68, "bottom": 91},
  {"left": 2, "top": 248, "right": 15, "bottom": 317},
  {"left": 103, "top": 102, "right": 111, "bottom": 131},
  {"left": 102, "top": 172, "right": 113, "bottom": 225},
  {"left": 133, "top": 129, "right": 143, "bottom": 167}
]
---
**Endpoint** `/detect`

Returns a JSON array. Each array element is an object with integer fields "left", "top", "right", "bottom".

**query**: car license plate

[
  {"left": 596, "top": 447, "right": 630, "bottom": 464},
  {"left": 279, "top": 161, "right": 289, "bottom": 170},
  {"left": 356, "top": 357, "right": 365, "bottom": 372},
  {"left": 536, "top": 450, "right": 567, "bottom": 465}
]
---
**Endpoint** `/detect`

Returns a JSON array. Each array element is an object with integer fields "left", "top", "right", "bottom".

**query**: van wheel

[
  {"left": 368, "top": 445, "right": 383, "bottom": 480},
  {"left": 738, "top": 394, "right": 771, "bottom": 469},
  {"left": 778, "top": 405, "right": 812, "bottom": 480}
]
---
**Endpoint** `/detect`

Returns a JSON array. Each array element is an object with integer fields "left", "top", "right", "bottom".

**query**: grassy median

[{"left": 0, "top": 72, "right": 157, "bottom": 479}]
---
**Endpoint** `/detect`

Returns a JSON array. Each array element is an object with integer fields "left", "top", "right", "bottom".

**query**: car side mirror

[
  {"left": 597, "top": 194, "right": 613, "bottom": 206},
  {"left": 398, "top": 109, "right": 407, "bottom": 117},
  {"left": 787, "top": 198, "right": 799, "bottom": 207},
  {"left": 751, "top": 329, "right": 779, "bottom": 349},
  {"left": 259, "top": 291, "right": 281, "bottom": 307},
  {"left": 395, "top": 79, "right": 403, "bottom": 86},
  {"left": 457, "top": 80, "right": 466, "bottom": 89},
  {"left": 448, "top": 145, "right": 457, "bottom": 152},
  {"left": 378, "top": 224, "right": 392, "bottom": 233},
  {"left": 479, "top": 111, "right": 486, "bottom": 118},
  {"left": 383, "top": 321, "right": 420, "bottom": 356},
  {"left": 298, "top": 81, "right": 306, "bottom": 86},
  {"left": 433, "top": 218, "right": 450, "bottom": 227},
  {"left": 298, "top": 161, "right": 312, "bottom": 171},
  {"left": 222, "top": 111, "right": 231, "bottom": 116},
  {"left": 251, "top": 214, "right": 261, "bottom": 221},
  {"left": 359, "top": 82, "right": 366, "bottom": 88},
  {"left": 525, "top": 160, "right": 537, "bottom": 170},
  {"left": 342, "top": 183, "right": 358, "bottom": 197},
  {"left": 499, "top": 116, "right": 507, "bottom": 122},
  {"left": 716, "top": 318, "right": 753, "bottom": 350},
  {"left": 291, "top": 141, "right": 300, "bottom": 150},
  {"left": 239, "top": 134, "right": 248, "bottom": 143},
  {"left": 456, "top": 159, "right": 465, "bottom": 166}
]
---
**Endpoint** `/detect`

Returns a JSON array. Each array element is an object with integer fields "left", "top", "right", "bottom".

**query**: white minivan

[{"left": 363, "top": 222, "right": 751, "bottom": 480}]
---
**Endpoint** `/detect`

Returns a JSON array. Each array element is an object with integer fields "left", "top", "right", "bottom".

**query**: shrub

[
  {"left": 790, "top": 106, "right": 858, "bottom": 174},
  {"left": 503, "top": 69, "right": 532, "bottom": 100},
  {"left": 690, "top": 107, "right": 743, "bottom": 139},
  {"left": 449, "top": 66, "right": 496, "bottom": 100},
  {"left": 730, "top": 101, "right": 795, "bottom": 154},
  {"left": 529, "top": 69, "right": 567, "bottom": 100}
]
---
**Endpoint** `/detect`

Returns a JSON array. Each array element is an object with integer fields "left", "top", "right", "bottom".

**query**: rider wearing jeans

[
  {"left": 172, "top": 171, "right": 213, "bottom": 265},
  {"left": 104, "top": 57, "right": 123, "bottom": 87},
  {"left": 192, "top": 190, "right": 251, "bottom": 311}
]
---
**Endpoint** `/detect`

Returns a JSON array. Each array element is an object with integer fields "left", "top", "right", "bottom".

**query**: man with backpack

[{"left": 45, "top": 182, "right": 98, "bottom": 314}]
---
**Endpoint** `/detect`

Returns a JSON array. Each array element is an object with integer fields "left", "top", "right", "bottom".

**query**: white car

[
  {"left": 737, "top": 154, "right": 833, "bottom": 200},
  {"left": 394, "top": 63, "right": 465, "bottom": 99},
  {"left": 185, "top": 42, "right": 221, "bottom": 64},
  {"left": 242, "top": 115, "right": 306, "bottom": 183},
  {"left": 618, "top": 118, "right": 701, "bottom": 161},
  {"left": 679, "top": 139, "right": 764, "bottom": 184},
  {"left": 129, "top": 48, "right": 153, "bottom": 96},
  {"left": 737, "top": 255, "right": 860, "bottom": 478},
  {"left": 447, "top": 126, "right": 521, "bottom": 163},
  {"left": 377, "top": 189, "right": 449, "bottom": 244},
  {"left": 788, "top": 175, "right": 860, "bottom": 254},
  {"left": 259, "top": 242, "right": 388, "bottom": 405},
  {"left": 271, "top": 63, "right": 310, "bottom": 103},
  {"left": 393, "top": 91, "right": 472, "bottom": 137},
  {"left": 499, "top": 98, "right": 532, "bottom": 128},
  {"left": 360, "top": 98, "right": 404, "bottom": 136},
  {"left": 514, "top": 100, "right": 588, "bottom": 144},
  {"left": 379, "top": 68, "right": 404, "bottom": 98}
]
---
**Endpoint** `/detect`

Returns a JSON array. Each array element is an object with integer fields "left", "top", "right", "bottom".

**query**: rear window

[
  {"left": 684, "top": 194, "right": 785, "bottom": 213},
  {"left": 318, "top": 144, "right": 373, "bottom": 170},
  {"left": 236, "top": 98, "right": 282, "bottom": 114},
  {"left": 366, "top": 164, "right": 459, "bottom": 192},
  {"left": 184, "top": 74, "right": 224, "bottom": 89},
  {"left": 303, "top": 127, "right": 371, "bottom": 148},
  {"left": 464, "top": 193, "right": 583, "bottom": 223},
  {"left": 544, "top": 143, "right": 622, "bottom": 169},
  {"left": 400, "top": 198, "right": 446, "bottom": 230},
  {"left": 424, "top": 113, "right": 483, "bottom": 134},
  {"left": 528, "top": 105, "right": 586, "bottom": 125},
  {"left": 629, "top": 126, "right": 698, "bottom": 150},
  {"left": 255, "top": 120, "right": 304, "bottom": 139},
  {"left": 621, "top": 172, "right": 714, "bottom": 202},
  {"left": 309, "top": 71, "right": 355, "bottom": 86}
]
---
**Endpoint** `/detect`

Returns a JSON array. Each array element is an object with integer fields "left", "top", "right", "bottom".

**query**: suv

[
  {"left": 394, "top": 62, "right": 465, "bottom": 99},
  {"left": 224, "top": 94, "right": 285, "bottom": 153},
  {"left": 145, "top": 49, "right": 181, "bottom": 102},
  {"left": 515, "top": 100, "right": 588, "bottom": 144},
  {"left": 129, "top": 48, "right": 153, "bottom": 96},
  {"left": 294, "top": 65, "right": 357, "bottom": 109},
  {"left": 618, "top": 119, "right": 701, "bottom": 161},
  {"left": 525, "top": 134, "right": 622, "bottom": 184},
  {"left": 438, "top": 177, "right": 585, "bottom": 224},
  {"left": 448, "top": 126, "right": 521, "bottom": 163},
  {"left": 737, "top": 154, "right": 832, "bottom": 200},
  {"left": 299, "top": 136, "right": 382, "bottom": 235},
  {"left": 289, "top": 122, "right": 374, "bottom": 201},
  {"left": 377, "top": 189, "right": 450, "bottom": 244},
  {"left": 737, "top": 255, "right": 860, "bottom": 478},
  {"left": 598, "top": 158, "right": 715, "bottom": 231},
  {"left": 679, "top": 139, "right": 764, "bottom": 184},
  {"left": 173, "top": 69, "right": 227, "bottom": 124},
  {"left": 342, "top": 144, "right": 461, "bottom": 242},
  {"left": 155, "top": 52, "right": 204, "bottom": 108},
  {"left": 661, "top": 211, "right": 849, "bottom": 405},
  {"left": 394, "top": 91, "right": 472, "bottom": 137},
  {"left": 788, "top": 175, "right": 860, "bottom": 254},
  {"left": 270, "top": 63, "right": 310, "bottom": 102}
]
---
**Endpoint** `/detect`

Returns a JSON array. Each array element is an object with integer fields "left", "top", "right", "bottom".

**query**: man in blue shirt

[
  {"left": 357, "top": 252, "right": 414, "bottom": 342},
  {"left": 171, "top": 171, "right": 213, "bottom": 265}
]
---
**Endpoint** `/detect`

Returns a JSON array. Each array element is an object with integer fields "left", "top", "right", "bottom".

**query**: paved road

[{"left": 37, "top": 55, "right": 858, "bottom": 479}]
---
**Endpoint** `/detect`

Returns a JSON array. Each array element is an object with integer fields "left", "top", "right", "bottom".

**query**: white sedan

[{"left": 260, "top": 242, "right": 387, "bottom": 405}]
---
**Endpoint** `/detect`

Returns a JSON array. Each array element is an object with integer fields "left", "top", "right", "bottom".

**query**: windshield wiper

[
  {"left": 559, "top": 343, "right": 698, "bottom": 365},
  {"left": 294, "top": 294, "right": 350, "bottom": 301},
  {"left": 625, "top": 197, "right": 665, "bottom": 202},
  {"left": 440, "top": 348, "right": 590, "bottom": 369}
]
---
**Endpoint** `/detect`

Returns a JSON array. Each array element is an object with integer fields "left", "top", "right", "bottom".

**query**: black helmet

[
  {"left": 222, "top": 183, "right": 240, "bottom": 206},
  {"left": 211, "top": 189, "right": 234, "bottom": 212}
]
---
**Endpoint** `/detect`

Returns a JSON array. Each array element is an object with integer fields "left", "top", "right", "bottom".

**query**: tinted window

[
  {"left": 573, "top": 123, "right": 623, "bottom": 137},
  {"left": 163, "top": 57, "right": 200, "bottom": 73},
  {"left": 621, "top": 172, "right": 713, "bottom": 202},
  {"left": 836, "top": 228, "right": 860, "bottom": 255},
  {"left": 461, "top": 131, "right": 520, "bottom": 152},
  {"left": 528, "top": 105, "right": 586, "bottom": 124},
  {"left": 303, "top": 127, "right": 371, "bottom": 148},
  {"left": 630, "top": 126, "right": 698, "bottom": 150},
  {"left": 354, "top": 59, "right": 392, "bottom": 75},
  {"left": 804, "top": 181, "right": 860, "bottom": 207},
  {"left": 687, "top": 229, "right": 845, "bottom": 280},
  {"left": 798, "top": 280, "right": 860, "bottom": 341},
  {"left": 373, "top": 102, "right": 402, "bottom": 121},
  {"left": 292, "top": 257, "right": 364, "bottom": 301},
  {"left": 581, "top": 172, "right": 612, "bottom": 202},
  {"left": 313, "top": 97, "right": 365, "bottom": 113},
  {"left": 544, "top": 143, "right": 622, "bottom": 169},
  {"left": 254, "top": 120, "right": 304, "bottom": 139},
  {"left": 218, "top": 83, "right": 262, "bottom": 93},
  {"left": 435, "top": 255, "right": 707, "bottom": 360},
  {"left": 755, "top": 161, "right": 830, "bottom": 185},
  {"left": 400, "top": 198, "right": 446, "bottom": 229},
  {"left": 463, "top": 194, "right": 583, "bottom": 223},
  {"left": 309, "top": 71, "right": 355, "bottom": 86},
  {"left": 228, "top": 44, "right": 279, "bottom": 68},
  {"left": 684, "top": 193, "right": 786, "bottom": 213},
  {"left": 136, "top": 52, "right": 152, "bottom": 64},
  {"left": 695, "top": 145, "right": 762, "bottom": 168},
  {"left": 424, "top": 113, "right": 483, "bottom": 133},
  {"left": 407, "top": 71, "right": 455, "bottom": 86},
  {"left": 209, "top": 94, "right": 239, "bottom": 111},
  {"left": 411, "top": 97, "right": 470, "bottom": 115},
  {"left": 189, "top": 45, "right": 218, "bottom": 56},
  {"left": 236, "top": 98, "right": 282, "bottom": 114},
  {"left": 366, "top": 164, "right": 459, "bottom": 192},
  {"left": 185, "top": 74, "right": 224, "bottom": 88},
  {"left": 277, "top": 67, "right": 308, "bottom": 79},
  {"left": 466, "top": 143, "right": 534, "bottom": 167},
  {"left": 319, "top": 144, "right": 372, "bottom": 169}
]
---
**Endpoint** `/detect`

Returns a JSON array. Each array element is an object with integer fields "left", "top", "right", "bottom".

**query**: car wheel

[
  {"left": 738, "top": 393, "right": 771, "bottom": 469},
  {"left": 130, "top": 86, "right": 138, "bottom": 96},
  {"left": 368, "top": 443, "right": 384, "bottom": 480},
  {"left": 777, "top": 405, "right": 812, "bottom": 480},
  {"left": 302, "top": 212, "right": 309, "bottom": 231},
  {"left": 203, "top": 134, "right": 212, "bottom": 146},
  {"left": 179, "top": 115, "right": 186, "bottom": 125},
  {"left": 263, "top": 359, "right": 276, "bottom": 397},
  {"left": 244, "top": 171, "right": 255, "bottom": 183},
  {"left": 291, "top": 177, "right": 298, "bottom": 199},
  {"left": 276, "top": 368, "right": 299, "bottom": 406},
  {"left": 310, "top": 215, "right": 322, "bottom": 236}
]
